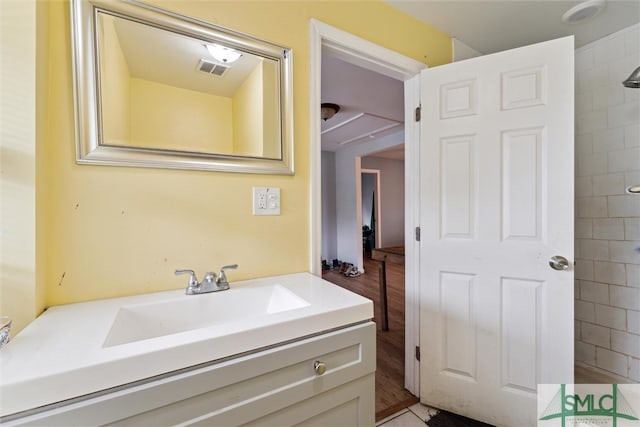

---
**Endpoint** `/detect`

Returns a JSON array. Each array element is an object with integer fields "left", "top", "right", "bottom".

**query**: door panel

[
  {"left": 419, "top": 36, "right": 574, "bottom": 427},
  {"left": 440, "top": 135, "right": 476, "bottom": 239}
]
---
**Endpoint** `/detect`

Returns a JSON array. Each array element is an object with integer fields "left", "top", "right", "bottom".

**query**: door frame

[
  {"left": 359, "top": 168, "right": 382, "bottom": 251},
  {"left": 309, "top": 19, "right": 425, "bottom": 395}
]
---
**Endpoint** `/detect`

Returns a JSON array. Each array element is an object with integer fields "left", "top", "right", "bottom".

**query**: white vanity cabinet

[{"left": 5, "top": 322, "right": 375, "bottom": 426}]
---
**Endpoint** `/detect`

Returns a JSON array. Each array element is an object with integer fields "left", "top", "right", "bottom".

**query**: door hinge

[
  {"left": 415, "top": 106, "right": 421, "bottom": 122},
  {"left": 415, "top": 346, "right": 421, "bottom": 361},
  {"left": 415, "top": 226, "right": 421, "bottom": 242}
]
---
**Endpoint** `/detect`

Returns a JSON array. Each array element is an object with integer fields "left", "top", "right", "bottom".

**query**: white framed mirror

[{"left": 71, "top": 0, "right": 294, "bottom": 174}]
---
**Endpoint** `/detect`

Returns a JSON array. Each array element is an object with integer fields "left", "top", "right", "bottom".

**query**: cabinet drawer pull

[{"left": 313, "top": 361, "right": 327, "bottom": 376}]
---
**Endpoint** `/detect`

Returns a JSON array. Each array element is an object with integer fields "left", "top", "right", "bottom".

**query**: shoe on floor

[{"left": 348, "top": 268, "right": 361, "bottom": 277}]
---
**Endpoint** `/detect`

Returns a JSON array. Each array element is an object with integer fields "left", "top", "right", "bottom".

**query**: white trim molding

[{"left": 309, "top": 18, "right": 426, "bottom": 396}]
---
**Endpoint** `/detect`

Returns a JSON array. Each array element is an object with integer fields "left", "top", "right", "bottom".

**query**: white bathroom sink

[
  {"left": 103, "top": 284, "right": 310, "bottom": 347},
  {"left": 0, "top": 273, "right": 373, "bottom": 417}
]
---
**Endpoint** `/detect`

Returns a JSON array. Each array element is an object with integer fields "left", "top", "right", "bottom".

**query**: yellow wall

[
  {"left": 33, "top": 1, "right": 451, "bottom": 314},
  {"left": 232, "top": 63, "right": 264, "bottom": 156},
  {"left": 35, "top": 0, "right": 49, "bottom": 328},
  {"left": 130, "top": 78, "right": 234, "bottom": 153},
  {"left": 261, "top": 60, "right": 280, "bottom": 159},
  {"left": 0, "top": 0, "right": 49, "bottom": 334},
  {"left": 99, "top": 13, "right": 130, "bottom": 146},
  {"left": 232, "top": 59, "right": 281, "bottom": 158}
]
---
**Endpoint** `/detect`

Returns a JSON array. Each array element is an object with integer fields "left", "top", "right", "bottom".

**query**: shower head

[{"left": 622, "top": 66, "right": 640, "bottom": 88}]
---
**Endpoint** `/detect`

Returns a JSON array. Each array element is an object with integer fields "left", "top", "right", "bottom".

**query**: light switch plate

[{"left": 253, "top": 187, "right": 280, "bottom": 215}]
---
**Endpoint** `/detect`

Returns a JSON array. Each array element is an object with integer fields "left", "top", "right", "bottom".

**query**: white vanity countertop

[{"left": 0, "top": 273, "right": 373, "bottom": 417}]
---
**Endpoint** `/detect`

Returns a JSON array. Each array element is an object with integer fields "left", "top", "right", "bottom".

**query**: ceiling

[
  {"left": 321, "top": 0, "right": 640, "bottom": 157},
  {"left": 321, "top": 55, "right": 404, "bottom": 153},
  {"left": 108, "top": 12, "right": 262, "bottom": 96},
  {"left": 386, "top": 0, "right": 640, "bottom": 55}
]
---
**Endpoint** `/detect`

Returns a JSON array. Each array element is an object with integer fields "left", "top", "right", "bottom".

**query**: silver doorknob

[
  {"left": 549, "top": 256, "right": 569, "bottom": 271},
  {"left": 314, "top": 361, "right": 327, "bottom": 376}
]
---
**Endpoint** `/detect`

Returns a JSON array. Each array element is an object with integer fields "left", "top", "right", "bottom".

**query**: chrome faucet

[{"left": 175, "top": 264, "right": 238, "bottom": 295}]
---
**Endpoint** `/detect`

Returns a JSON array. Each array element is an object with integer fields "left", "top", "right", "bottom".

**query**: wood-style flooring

[{"left": 322, "top": 255, "right": 418, "bottom": 421}]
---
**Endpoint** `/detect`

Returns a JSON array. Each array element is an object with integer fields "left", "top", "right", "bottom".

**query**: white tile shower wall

[{"left": 575, "top": 23, "right": 640, "bottom": 381}]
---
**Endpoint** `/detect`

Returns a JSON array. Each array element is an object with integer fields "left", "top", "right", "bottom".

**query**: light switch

[{"left": 253, "top": 187, "right": 280, "bottom": 215}]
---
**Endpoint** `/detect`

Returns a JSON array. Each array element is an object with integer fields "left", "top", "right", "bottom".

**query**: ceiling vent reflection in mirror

[
  {"left": 70, "top": 0, "right": 294, "bottom": 174},
  {"left": 197, "top": 59, "right": 229, "bottom": 77}
]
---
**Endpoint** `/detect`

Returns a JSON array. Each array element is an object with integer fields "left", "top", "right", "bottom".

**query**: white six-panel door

[{"left": 419, "top": 37, "right": 574, "bottom": 427}]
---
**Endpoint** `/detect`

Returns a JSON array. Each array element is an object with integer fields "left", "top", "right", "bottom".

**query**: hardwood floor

[{"left": 322, "top": 255, "right": 418, "bottom": 421}]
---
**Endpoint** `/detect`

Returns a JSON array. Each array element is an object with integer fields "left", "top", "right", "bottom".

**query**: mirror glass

[{"left": 71, "top": 0, "right": 294, "bottom": 174}]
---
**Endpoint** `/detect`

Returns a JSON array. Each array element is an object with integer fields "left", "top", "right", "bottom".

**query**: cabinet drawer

[
  {"left": 7, "top": 322, "right": 375, "bottom": 426},
  {"left": 113, "top": 321, "right": 375, "bottom": 426},
  {"left": 239, "top": 374, "right": 375, "bottom": 427}
]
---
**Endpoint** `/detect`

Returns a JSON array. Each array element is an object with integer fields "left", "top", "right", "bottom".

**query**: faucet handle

[
  {"left": 218, "top": 264, "right": 238, "bottom": 284},
  {"left": 175, "top": 269, "right": 198, "bottom": 288}
]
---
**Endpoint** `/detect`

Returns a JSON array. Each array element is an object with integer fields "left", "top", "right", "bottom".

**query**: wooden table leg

[{"left": 377, "top": 258, "right": 389, "bottom": 331}]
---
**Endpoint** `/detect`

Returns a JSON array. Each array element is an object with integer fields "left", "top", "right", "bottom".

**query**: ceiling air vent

[{"left": 197, "top": 59, "right": 229, "bottom": 77}]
